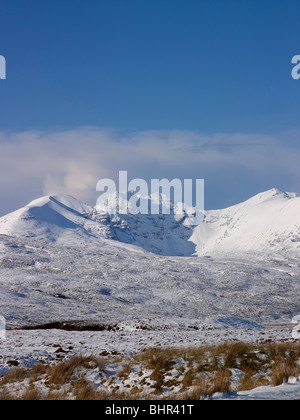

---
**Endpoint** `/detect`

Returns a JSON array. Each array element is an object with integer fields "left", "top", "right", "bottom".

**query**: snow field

[{"left": 1, "top": 339, "right": 300, "bottom": 400}]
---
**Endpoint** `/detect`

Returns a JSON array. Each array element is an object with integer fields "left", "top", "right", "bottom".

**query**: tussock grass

[
  {"left": 0, "top": 367, "right": 28, "bottom": 385},
  {"left": 45, "top": 354, "right": 104, "bottom": 386},
  {"left": 0, "top": 341, "right": 299, "bottom": 400},
  {"left": 209, "top": 368, "right": 232, "bottom": 395}
]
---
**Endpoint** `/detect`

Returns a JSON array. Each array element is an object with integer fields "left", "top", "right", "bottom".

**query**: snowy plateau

[{"left": 0, "top": 187, "right": 300, "bottom": 400}]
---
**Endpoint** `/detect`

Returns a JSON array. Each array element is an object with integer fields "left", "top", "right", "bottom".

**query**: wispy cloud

[{"left": 0, "top": 127, "right": 299, "bottom": 215}]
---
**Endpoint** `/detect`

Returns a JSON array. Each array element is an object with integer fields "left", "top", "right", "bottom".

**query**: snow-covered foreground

[
  {"left": 0, "top": 324, "right": 296, "bottom": 371},
  {"left": 210, "top": 378, "right": 300, "bottom": 400},
  {"left": 0, "top": 329, "right": 300, "bottom": 400}
]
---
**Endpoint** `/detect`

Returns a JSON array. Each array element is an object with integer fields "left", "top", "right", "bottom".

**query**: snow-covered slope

[
  {"left": 0, "top": 188, "right": 299, "bottom": 257},
  {"left": 0, "top": 193, "right": 196, "bottom": 256},
  {"left": 0, "top": 195, "right": 100, "bottom": 246},
  {"left": 191, "top": 188, "right": 300, "bottom": 257},
  {"left": 94, "top": 192, "right": 196, "bottom": 256}
]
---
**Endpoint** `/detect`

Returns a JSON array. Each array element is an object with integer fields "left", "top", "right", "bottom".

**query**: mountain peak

[
  {"left": 0, "top": 193, "right": 94, "bottom": 243},
  {"left": 256, "top": 188, "right": 288, "bottom": 199},
  {"left": 191, "top": 187, "right": 300, "bottom": 256},
  {"left": 95, "top": 190, "right": 177, "bottom": 216},
  {"left": 234, "top": 188, "right": 299, "bottom": 210},
  {"left": 0, "top": 188, "right": 299, "bottom": 257}
]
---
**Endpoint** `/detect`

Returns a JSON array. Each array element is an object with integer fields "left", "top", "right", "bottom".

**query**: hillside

[{"left": 192, "top": 188, "right": 300, "bottom": 256}]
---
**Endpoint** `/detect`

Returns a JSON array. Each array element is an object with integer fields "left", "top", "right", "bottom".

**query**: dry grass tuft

[
  {"left": 45, "top": 354, "right": 104, "bottom": 386},
  {"left": 271, "top": 359, "right": 297, "bottom": 386},
  {"left": 0, "top": 341, "right": 300, "bottom": 400},
  {"left": 209, "top": 368, "right": 232, "bottom": 396}
]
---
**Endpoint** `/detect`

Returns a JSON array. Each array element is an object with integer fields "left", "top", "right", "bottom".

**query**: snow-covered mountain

[
  {"left": 0, "top": 188, "right": 299, "bottom": 257},
  {"left": 0, "top": 195, "right": 100, "bottom": 248},
  {"left": 0, "top": 187, "right": 299, "bottom": 332},
  {"left": 192, "top": 188, "right": 300, "bottom": 256},
  {"left": 0, "top": 193, "right": 195, "bottom": 255}
]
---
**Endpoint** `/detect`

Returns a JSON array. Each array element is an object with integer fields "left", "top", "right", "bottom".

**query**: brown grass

[
  {"left": 0, "top": 342, "right": 299, "bottom": 400},
  {"left": 0, "top": 367, "right": 28, "bottom": 385},
  {"left": 22, "top": 384, "right": 43, "bottom": 400},
  {"left": 271, "top": 359, "right": 298, "bottom": 386},
  {"left": 209, "top": 368, "right": 232, "bottom": 396},
  {"left": 45, "top": 354, "right": 104, "bottom": 386}
]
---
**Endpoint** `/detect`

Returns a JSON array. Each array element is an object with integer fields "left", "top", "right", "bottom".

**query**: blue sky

[{"left": 0, "top": 0, "right": 300, "bottom": 214}]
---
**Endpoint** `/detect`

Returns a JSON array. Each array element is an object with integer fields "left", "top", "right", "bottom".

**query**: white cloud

[{"left": 0, "top": 126, "right": 299, "bottom": 215}]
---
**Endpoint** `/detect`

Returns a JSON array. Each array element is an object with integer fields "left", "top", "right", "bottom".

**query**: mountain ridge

[{"left": 0, "top": 188, "right": 299, "bottom": 257}]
